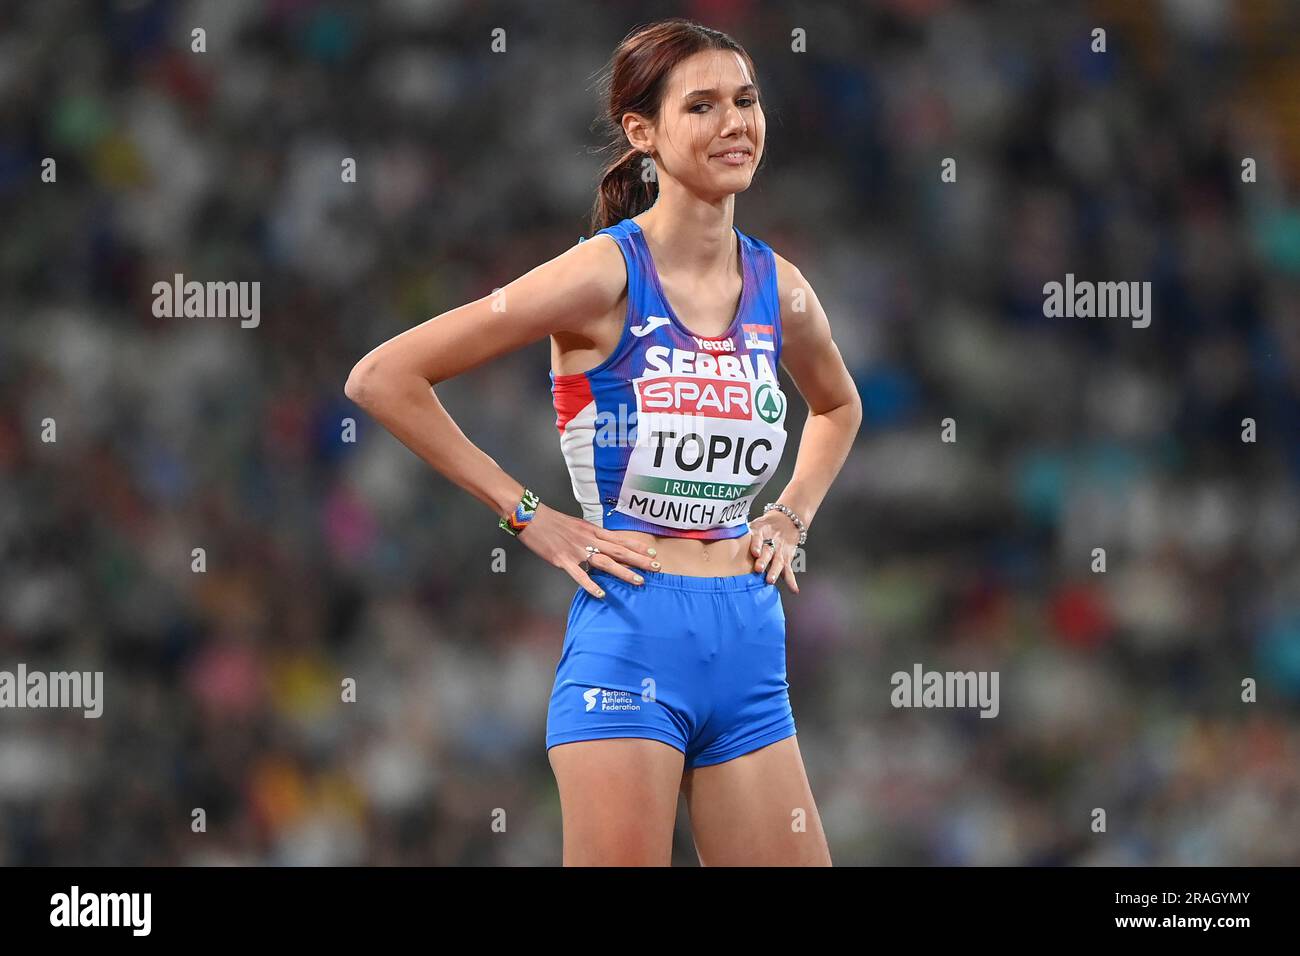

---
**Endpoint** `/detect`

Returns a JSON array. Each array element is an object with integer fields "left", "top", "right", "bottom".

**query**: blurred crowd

[{"left": 1, "top": 0, "right": 1299, "bottom": 865}]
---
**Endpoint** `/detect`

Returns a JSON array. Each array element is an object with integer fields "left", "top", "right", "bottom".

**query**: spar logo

[
  {"left": 755, "top": 382, "right": 785, "bottom": 424},
  {"left": 636, "top": 376, "right": 752, "bottom": 419}
]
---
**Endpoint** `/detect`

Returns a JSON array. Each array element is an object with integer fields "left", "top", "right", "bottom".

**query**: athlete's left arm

[{"left": 767, "top": 252, "right": 863, "bottom": 536}]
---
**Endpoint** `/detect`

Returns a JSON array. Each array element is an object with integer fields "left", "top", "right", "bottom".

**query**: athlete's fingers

[
  {"left": 763, "top": 548, "right": 786, "bottom": 585},
  {"left": 782, "top": 558, "right": 800, "bottom": 594},
  {"left": 561, "top": 560, "right": 606, "bottom": 599},
  {"left": 589, "top": 551, "right": 645, "bottom": 586},
  {"left": 589, "top": 540, "right": 657, "bottom": 572},
  {"left": 592, "top": 527, "right": 657, "bottom": 557},
  {"left": 753, "top": 536, "right": 777, "bottom": 573}
]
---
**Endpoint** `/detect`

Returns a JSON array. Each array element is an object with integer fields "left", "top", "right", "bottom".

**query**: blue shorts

[{"left": 546, "top": 568, "right": 797, "bottom": 769}]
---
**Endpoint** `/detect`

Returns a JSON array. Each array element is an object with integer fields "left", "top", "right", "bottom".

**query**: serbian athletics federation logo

[{"left": 741, "top": 323, "right": 775, "bottom": 351}]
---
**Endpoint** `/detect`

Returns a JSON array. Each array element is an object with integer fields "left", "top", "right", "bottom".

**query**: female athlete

[{"left": 345, "top": 18, "right": 861, "bottom": 865}]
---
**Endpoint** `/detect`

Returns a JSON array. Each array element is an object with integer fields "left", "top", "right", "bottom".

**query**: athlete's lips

[{"left": 709, "top": 145, "right": 753, "bottom": 158}]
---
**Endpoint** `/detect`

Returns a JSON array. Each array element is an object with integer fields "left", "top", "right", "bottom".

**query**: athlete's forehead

[{"left": 667, "top": 50, "right": 754, "bottom": 100}]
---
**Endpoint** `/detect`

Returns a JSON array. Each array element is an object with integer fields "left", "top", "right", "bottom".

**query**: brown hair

[{"left": 588, "top": 18, "right": 762, "bottom": 235}]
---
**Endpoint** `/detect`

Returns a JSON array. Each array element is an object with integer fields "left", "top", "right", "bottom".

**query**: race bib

[{"left": 616, "top": 370, "right": 788, "bottom": 531}]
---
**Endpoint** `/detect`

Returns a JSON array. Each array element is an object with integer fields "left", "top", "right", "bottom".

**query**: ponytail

[{"left": 589, "top": 147, "right": 658, "bottom": 236}]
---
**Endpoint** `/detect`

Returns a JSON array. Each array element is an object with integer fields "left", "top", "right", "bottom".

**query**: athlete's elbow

[
  {"left": 830, "top": 390, "right": 863, "bottom": 437},
  {"left": 344, "top": 357, "right": 380, "bottom": 408},
  {"left": 847, "top": 391, "right": 864, "bottom": 434}
]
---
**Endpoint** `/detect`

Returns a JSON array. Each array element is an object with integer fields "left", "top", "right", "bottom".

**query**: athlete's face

[{"left": 633, "top": 50, "right": 764, "bottom": 200}]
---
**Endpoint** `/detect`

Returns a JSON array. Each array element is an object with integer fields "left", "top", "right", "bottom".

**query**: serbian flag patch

[{"left": 741, "top": 323, "right": 776, "bottom": 351}]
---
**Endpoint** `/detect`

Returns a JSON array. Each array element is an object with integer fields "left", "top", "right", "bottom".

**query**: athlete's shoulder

[
  {"left": 768, "top": 248, "right": 799, "bottom": 286},
  {"left": 573, "top": 225, "right": 630, "bottom": 290},
  {"left": 736, "top": 227, "right": 798, "bottom": 293},
  {"left": 759, "top": 248, "right": 800, "bottom": 319},
  {"left": 767, "top": 249, "right": 817, "bottom": 335},
  {"left": 531, "top": 226, "right": 630, "bottom": 334}
]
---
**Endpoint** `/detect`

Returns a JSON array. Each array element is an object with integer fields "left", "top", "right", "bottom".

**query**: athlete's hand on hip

[
  {"left": 748, "top": 512, "right": 801, "bottom": 593},
  {"left": 517, "top": 503, "right": 658, "bottom": 598}
]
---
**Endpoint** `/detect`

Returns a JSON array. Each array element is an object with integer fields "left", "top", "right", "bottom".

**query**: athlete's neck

[{"left": 633, "top": 202, "right": 738, "bottom": 284}]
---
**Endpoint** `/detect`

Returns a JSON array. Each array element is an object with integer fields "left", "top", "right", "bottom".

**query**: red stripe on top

[{"left": 551, "top": 372, "right": 595, "bottom": 434}]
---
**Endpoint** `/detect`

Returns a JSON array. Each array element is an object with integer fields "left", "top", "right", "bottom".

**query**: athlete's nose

[{"left": 720, "top": 103, "right": 749, "bottom": 139}]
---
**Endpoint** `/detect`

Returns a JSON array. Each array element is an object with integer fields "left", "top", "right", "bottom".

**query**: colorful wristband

[{"left": 500, "top": 488, "right": 540, "bottom": 536}]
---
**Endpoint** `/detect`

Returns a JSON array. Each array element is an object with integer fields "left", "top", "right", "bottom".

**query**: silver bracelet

[{"left": 762, "top": 502, "right": 807, "bottom": 546}]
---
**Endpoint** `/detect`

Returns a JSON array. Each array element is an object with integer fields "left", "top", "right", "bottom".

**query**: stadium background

[{"left": 2, "top": 0, "right": 1300, "bottom": 865}]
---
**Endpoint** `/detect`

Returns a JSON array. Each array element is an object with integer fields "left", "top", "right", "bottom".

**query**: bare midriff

[{"left": 598, "top": 528, "right": 759, "bottom": 577}]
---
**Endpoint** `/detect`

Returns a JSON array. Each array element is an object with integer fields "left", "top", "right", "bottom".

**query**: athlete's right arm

[{"left": 343, "top": 234, "right": 653, "bottom": 598}]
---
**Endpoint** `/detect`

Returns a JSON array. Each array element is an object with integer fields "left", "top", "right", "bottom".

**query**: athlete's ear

[{"left": 621, "top": 112, "right": 655, "bottom": 156}]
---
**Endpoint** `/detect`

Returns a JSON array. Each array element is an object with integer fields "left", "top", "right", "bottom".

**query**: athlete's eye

[{"left": 690, "top": 97, "right": 756, "bottom": 114}]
